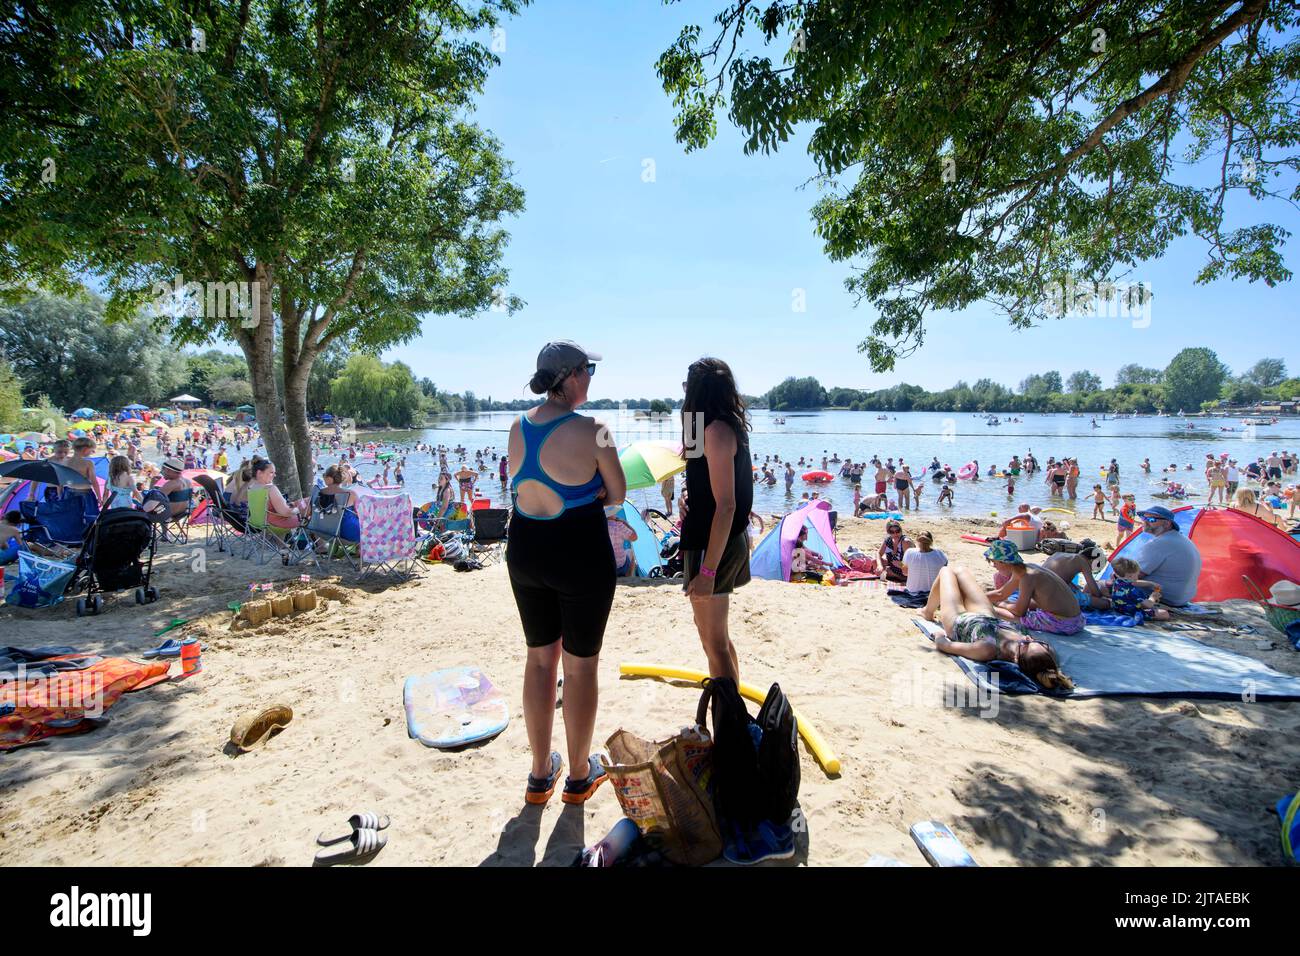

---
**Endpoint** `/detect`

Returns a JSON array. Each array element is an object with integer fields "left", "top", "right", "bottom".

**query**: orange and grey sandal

[
  {"left": 561, "top": 755, "right": 608, "bottom": 804},
  {"left": 525, "top": 751, "right": 563, "bottom": 805}
]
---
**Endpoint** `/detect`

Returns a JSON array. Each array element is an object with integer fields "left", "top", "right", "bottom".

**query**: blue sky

[{"left": 386, "top": 2, "right": 1298, "bottom": 399}]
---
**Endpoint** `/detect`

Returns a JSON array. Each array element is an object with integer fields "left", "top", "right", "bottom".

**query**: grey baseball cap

[{"left": 536, "top": 340, "right": 601, "bottom": 376}]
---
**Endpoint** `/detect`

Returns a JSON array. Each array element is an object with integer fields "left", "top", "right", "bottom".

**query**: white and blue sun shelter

[
  {"left": 750, "top": 500, "right": 845, "bottom": 581},
  {"left": 611, "top": 503, "right": 663, "bottom": 577}
]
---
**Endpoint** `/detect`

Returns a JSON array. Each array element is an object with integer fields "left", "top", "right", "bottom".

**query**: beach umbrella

[
  {"left": 0, "top": 459, "right": 93, "bottom": 488},
  {"left": 17, "top": 432, "right": 53, "bottom": 443},
  {"left": 124, "top": 403, "right": 150, "bottom": 411},
  {"left": 619, "top": 441, "right": 685, "bottom": 491},
  {"left": 72, "top": 407, "right": 96, "bottom": 418}
]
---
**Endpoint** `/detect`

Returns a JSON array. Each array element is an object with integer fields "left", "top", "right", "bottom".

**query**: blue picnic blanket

[{"left": 913, "top": 618, "right": 1300, "bottom": 701}]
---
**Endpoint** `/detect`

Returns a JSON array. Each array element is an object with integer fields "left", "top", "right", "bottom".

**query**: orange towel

[{"left": 0, "top": 656, "right": 171, "bottom": 750}]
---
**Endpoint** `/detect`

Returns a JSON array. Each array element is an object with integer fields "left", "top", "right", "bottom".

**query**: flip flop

[
  {"left": 229, "top": 704, "right": 293, "bottom": 752},
  {"left": 525, "top": 751, "right": 563, "bottom": 805},
  {"left": 317, "top": 812, "right": 392, "bottom": 846},
  {"left": 141, "top": 637, "right": 186, "bottom": 659},
  {"left": 312, "top": 827, "right": 387, "bottom": 866},
  {"left": 561, "top": 754, "right": 608, "bottom": 804}
]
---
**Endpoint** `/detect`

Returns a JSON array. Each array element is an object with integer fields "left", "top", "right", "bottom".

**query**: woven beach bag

[{"left": 603, "top": 724, "right": 721, "bottom": 866}]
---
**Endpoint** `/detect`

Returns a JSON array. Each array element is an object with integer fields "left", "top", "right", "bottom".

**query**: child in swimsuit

[{"left": 1102, "top": 558, "right": 1170, "bottom": 621}]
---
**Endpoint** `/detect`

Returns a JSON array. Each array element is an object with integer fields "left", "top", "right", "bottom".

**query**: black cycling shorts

[{"left": 506, "top": 501, "right": 615, "bottom": 658}]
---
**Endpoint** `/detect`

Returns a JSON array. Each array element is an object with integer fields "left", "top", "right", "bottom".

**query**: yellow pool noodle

[{"left": 618, "top": 662, "right": 841, "bottom": 776}]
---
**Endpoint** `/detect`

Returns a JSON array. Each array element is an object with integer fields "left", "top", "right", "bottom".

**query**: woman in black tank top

[{"left": 680, "top": 357, "right": 752, "bottom": 683}]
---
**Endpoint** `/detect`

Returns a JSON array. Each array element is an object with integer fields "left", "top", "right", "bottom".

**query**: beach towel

[
  {"left": 912, "top": 618, "right": 1300, "bottom": 701},
  {"left": 0, "top": 656, "right": 171, "bottom": 751},
  {"left": 1083, "top": 609, "right": 1145, "bottom": 628},
  {"left": 889, "top": 590, "right": 930, "bottom": 609}
]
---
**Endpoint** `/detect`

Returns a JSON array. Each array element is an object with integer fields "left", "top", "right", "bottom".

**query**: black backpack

[{"left": 697, "top": 677, "right": 800, "bottom": 829}]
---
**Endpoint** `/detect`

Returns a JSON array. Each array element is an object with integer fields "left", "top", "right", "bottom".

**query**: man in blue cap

[{"left": 1133, "top": 505, "right": 1202, "bottom": 606}]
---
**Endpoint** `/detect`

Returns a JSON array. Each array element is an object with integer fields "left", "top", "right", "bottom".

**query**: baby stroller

[
  {"left": 72, "top": 510, "right": 159, "bottom": 616},
  {"left": 652, "top": 530, "right": 684, "bottom": 580}
]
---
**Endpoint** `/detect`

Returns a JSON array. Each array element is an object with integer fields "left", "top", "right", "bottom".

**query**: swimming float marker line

[{"left": 618, "top": 662, "right": 840, "bottom": 775}]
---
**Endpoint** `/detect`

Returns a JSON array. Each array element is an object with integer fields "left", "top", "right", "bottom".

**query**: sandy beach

[{"left": 1, "top": 509, "right": 1295, "bottom": 867}]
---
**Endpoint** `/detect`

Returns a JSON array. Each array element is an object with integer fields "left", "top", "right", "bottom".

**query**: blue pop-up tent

[{"left": 610, "top": 503, "right": 663, "bottom": 577}]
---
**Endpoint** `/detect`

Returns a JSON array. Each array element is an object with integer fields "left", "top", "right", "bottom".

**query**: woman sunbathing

[{"left": 921, "top": 565, "right": 1073, "bottom": 691}]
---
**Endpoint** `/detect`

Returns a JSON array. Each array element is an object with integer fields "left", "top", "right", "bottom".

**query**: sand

[{"left": 0, "top": 508, "right": 1296, "bottom": 867}]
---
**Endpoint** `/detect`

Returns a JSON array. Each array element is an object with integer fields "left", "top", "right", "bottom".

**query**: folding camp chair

[
  {"left": 24, "top": 495, "right": 90, "bottom": 548},
  {"left": 193, "top": 474, "right": 237, "bottom": 553},
  {"left": 144, "top": 487, "right": 194, "bottom": 544},
  {"left": 244, "top": 487, "right": 296, "bottom": 565},
  {"left": 283, "top": 499, "right": 348, "bottom": 571},
  {"left": 354, "top": 491, "right": 418, "bottom": 581},
  {"left": 467, "top": 507, "right": 509, "bottom": 567}
]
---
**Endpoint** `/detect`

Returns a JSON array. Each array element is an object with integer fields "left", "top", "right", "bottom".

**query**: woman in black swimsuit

[
  {"left": 679, "top": 357, "right": 753, "bottom": 683},
  {"left": 895, "top": 465, "right": 912, "bottom": 510},
  {"left": 507, "top": 341, "right": 626, "bottom": 806}
]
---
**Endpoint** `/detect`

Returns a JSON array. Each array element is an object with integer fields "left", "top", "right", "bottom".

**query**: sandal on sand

[
  {"left": 313, "top": 827, "right": 387, "bottom": 866},
  {"left": 525, "top": 751, "right": 563, "bottom": 805},
  {"left": 142, "top": 637, "right": 198, "bottom": 659},
  {"left": 317, "top": 812, "right": 391, "bottom": 846},
  {"left": 229, "top": 705, "right": 293, "bottom": 752},
  {"left": 561, "top": 755, "right": 608, "bottom": 805}
]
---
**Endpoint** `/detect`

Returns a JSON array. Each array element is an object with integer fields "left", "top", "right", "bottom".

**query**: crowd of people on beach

[{"left": 5, "top": 344, "right": 1300, "bottom": 852}]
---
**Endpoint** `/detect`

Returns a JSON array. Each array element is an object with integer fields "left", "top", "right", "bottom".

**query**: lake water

[{"left": 345, "top": 409, "right": 1300, "bottom": 518}]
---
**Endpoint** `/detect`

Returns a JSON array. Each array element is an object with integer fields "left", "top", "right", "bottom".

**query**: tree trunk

[
  {"left": 284, "top": 357, "right": 314, "bottom": 500},
  {"left": 241, "top": 265, "right": 302, "bottom": 497}
]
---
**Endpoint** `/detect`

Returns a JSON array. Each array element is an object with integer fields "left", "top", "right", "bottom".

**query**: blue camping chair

[{"left": 26, "top": 496, "right": 91, "bottom": 548}]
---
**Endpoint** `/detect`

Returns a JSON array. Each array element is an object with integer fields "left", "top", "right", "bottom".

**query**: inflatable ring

[
  {"left": 802, "top": 470, "right": 833, "bottom": 482},
  {"left": 957, "top": 463, "right": 977, "bottom": 480}
]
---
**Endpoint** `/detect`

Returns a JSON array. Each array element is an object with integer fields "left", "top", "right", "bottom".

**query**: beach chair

[
  {"left": 467, "top": 507, "right": 509, "bottom": 567},
  {"left": 143, "top": 487, "right": 194, "bottom": 545},
  {"left": 24, "top": 495, "right": 90, "bottom": 548},
  {"left": 284, "top": 498, "right": 348, "bottom": 571},
  {"left": 354, "top": 491, "right": 418, "bottom": 581},
  {"left": 244, "top": 487, "right": 296, "bottom": 565},
  {"left": 193, "top": 474, "right": 237, "bottom": 553}
]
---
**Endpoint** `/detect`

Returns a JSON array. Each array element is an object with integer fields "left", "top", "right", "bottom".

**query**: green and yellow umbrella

[{"left": 619, "top": 441, "right": 685, "bottom": 490}]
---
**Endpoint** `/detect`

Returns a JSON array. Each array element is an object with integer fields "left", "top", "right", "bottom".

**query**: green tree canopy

[
  {"left": 0, "top": 358, "right": 22, "bottom": 431},
  {"left": 1243, "top": 357, "right": 1287, "bottom": 387},
  {"left": 1115, "top": 363, "right": 1164, "bottom": 385},
  {"left": 1163, "top": 346, "right": 1229, "bottom": 411},
  {"left": 659, "top": 1, "right": 1299, "bottom": 370},
  {"left": 329, "top": 354, "right": 426, "bottom": 428},
  {"left": 1067, "top": 370, "right": 1104, "bottom": 393},
  {"left": 2, "top": 1, "right": 525, "bottom": 496},
  {"left": 0, "top": 293, "right": 187, "bottom": 410},
  {"left": 766, "top": 376, "right": 827, "bottom": 410}
]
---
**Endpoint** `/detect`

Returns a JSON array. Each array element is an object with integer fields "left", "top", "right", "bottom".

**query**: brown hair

[
  {"left": 1110, "top": 557, "right": 1141, "bottom": 579},
  {"left": 108, "top": 455, "right": 133, "bottom": 487},
  {"left": 915, "top": 530, "right": 933, "bottom": 552},
  {"left": 1019, "top": 641, "right": 1074, "bottom": 692}
]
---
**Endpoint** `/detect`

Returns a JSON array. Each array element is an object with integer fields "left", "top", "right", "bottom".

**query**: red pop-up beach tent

[{"left": 1107, "top": 505, "right": 1300, "bottom": 603}]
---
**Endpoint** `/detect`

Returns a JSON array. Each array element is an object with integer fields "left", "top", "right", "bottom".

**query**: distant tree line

[{"left": 765, "top": 350, "right": 1296, "bottom": 414}]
